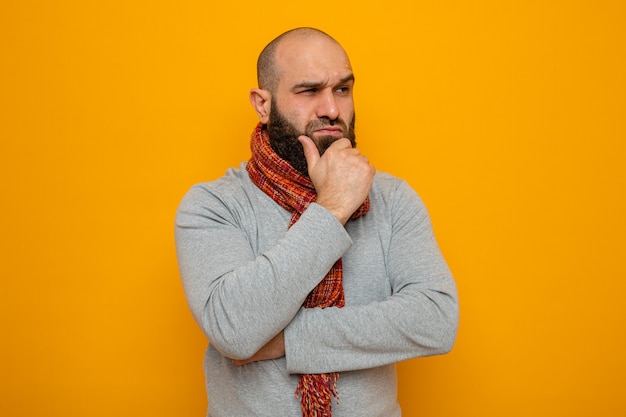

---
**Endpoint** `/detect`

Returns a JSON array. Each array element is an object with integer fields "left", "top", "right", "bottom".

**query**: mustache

[{"left": 305, "top": 117, "right": 349, "bottom": 134}]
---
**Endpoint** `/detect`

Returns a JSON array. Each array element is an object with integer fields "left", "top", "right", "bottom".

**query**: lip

[{"left": 313, "top": 127, "right": 343, "bottom": 136}]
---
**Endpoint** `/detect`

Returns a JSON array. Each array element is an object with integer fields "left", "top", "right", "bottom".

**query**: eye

[
  {"left": 297, "top": 88, "right": 318, "bottom": 95},
  {"left": 335, "top": 86, "right": 350, "bottom": 94}
]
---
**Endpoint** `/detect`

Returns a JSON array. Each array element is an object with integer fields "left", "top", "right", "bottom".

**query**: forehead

[{"left": 274, "top": 36, "right": 353, "bottom": 87}]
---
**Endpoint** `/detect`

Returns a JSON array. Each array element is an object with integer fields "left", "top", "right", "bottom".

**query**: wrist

[{"left": 315, "top": 199, "right": 350, "bottom": 225}]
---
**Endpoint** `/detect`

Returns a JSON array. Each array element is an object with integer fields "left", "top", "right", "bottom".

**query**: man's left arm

[{"left": 284, "top": 180, "right": 459, "bottom": 374}]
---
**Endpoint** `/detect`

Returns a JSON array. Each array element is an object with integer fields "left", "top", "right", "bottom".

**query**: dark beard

[{"left": 266, "top": 100, "right": 356, "bottom": 176}]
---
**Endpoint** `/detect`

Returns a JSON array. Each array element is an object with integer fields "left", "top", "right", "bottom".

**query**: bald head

[{"left": 257, "top": 27, "right": 345, "bottom": 93}]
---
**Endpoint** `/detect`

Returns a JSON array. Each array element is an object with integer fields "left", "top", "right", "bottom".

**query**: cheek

[
  {"left": 339, "top": 98, "right": 355, "bottom": 120},
  {"left": 283, "top": 105, "right": 312, "bottom": 130}
]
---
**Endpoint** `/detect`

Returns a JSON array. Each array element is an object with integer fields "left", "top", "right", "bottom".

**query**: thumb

[{"left": 297, "top": 135, "right": 320, "bottom": 171}]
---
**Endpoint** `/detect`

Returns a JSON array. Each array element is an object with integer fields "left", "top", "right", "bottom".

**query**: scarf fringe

[{"left": 295, "top": 373, "right": 339, "bottom": 417}]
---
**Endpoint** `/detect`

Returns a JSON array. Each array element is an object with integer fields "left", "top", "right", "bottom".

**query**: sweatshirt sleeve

[
  {"left": 175, "top": 180, "right": 352, "bottom": 360},
  {"left": 284, "top": 179, "right": 459, "bottom": 374}
]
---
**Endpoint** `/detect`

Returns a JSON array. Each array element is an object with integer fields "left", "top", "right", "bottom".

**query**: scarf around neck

[{"left": 246, "top": 123, "right": 370, "bottom": 417}]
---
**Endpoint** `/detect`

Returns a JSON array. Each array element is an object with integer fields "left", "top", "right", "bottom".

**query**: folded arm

[
  {"left": 175, "top": 184, "right": 352, "bottom": 360},
  {"left": 284, "top": 180, "right": 459, "bottom": 374}
]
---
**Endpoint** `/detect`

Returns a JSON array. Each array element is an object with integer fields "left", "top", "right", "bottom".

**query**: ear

[{"left": 249, "top": 88, "right": 272, "bottom": 124}]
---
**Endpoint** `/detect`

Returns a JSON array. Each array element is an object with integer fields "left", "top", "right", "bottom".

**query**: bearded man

[{"left": 175, "top": 27, "right": 459, "bottom": 417}]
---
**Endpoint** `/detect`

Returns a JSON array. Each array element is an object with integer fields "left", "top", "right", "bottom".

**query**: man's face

[{"left": 267, "top": 35, "right": 357, "bottom": 175}]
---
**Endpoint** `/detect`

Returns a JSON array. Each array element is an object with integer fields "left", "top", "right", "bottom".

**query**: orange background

[{"left": 1, "top": 1, "right": 625, "bottom": 416}]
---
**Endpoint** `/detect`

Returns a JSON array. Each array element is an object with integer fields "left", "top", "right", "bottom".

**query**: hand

[
  {"left": 298, "top": 135, "right": 375, "bottom": 224},
  {"left": 232, "top": 331, "right": 285, "bottom": 366}
]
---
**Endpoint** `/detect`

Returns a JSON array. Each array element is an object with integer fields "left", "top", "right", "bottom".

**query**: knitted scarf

[{"left": 246, "top": 123, "right": 369, "bottom": 417}]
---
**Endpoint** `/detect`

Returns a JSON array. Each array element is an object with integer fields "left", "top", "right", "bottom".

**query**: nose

[{"left": 316, "top": 89, "right": 339, "bottom": 120}]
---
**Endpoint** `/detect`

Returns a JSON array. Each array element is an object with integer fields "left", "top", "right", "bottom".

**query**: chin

[{"left": 312, "top": 135, "right": 342, "bottom": 156}]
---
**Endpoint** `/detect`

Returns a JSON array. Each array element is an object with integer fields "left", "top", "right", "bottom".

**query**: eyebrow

[{"left": 291, "top": 73, "right": 355, "bottom": 91}]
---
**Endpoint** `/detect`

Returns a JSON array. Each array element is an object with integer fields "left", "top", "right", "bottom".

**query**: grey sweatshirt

[{"left": 175, "top": 162, "right": 459, "bottom": 417}]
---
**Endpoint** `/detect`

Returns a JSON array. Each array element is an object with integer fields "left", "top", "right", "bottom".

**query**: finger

[
  {"left": 331, "top": 137, "right": 355, "bottom": 149},
  {"left": 297, "top": 135, "right": 320, "bottom": 170}
]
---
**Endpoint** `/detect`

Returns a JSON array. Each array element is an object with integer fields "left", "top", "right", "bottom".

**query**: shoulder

[
  {"left": 371, "top": 171, "right": 425, "bottom": 209},
  {"left": 176, "top": 162, "right": 258, "bottom": 223},
  {"left": 183, "top": 162, "right": 249, "bottom": 199},
  {"left": 372, "top": 171, "right": 404, "bottom": 191}
]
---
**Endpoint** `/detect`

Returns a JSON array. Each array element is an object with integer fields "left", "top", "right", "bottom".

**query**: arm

[
  {"left": 175, "top": 182, "right": 352, "bottom": 360},
  {"left": 177, "top": 137, "right": 375, "bottom": 363},
  {"left": 200, "top": 136, "right": 375, "bottom": 364},
  {"left": 284, "top": 180, "right": 459, "bottom": 374}
]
